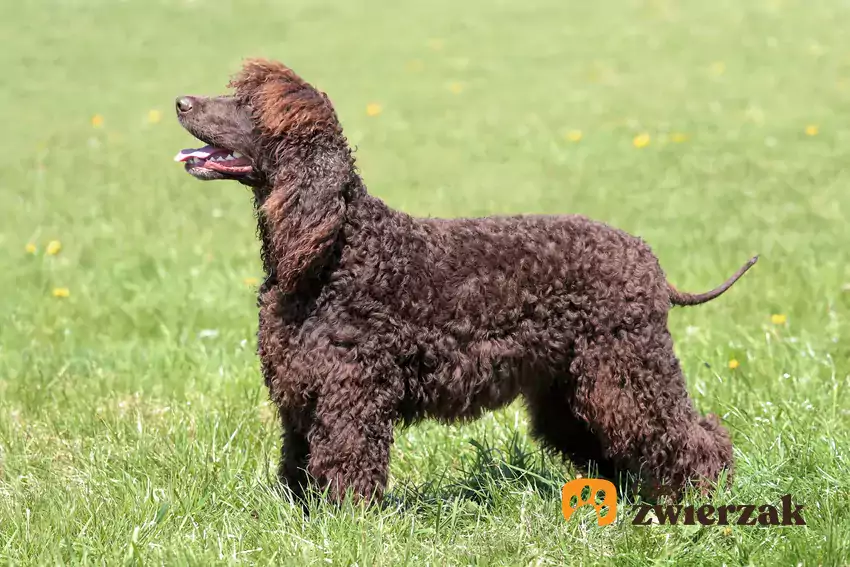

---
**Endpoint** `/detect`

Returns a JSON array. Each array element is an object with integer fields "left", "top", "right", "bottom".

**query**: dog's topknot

[{"left": 229, "top": 58, "right": 341, "bottom": 140}]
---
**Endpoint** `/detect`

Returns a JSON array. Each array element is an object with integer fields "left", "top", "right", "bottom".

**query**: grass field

[{"left": 2, "top": 0, "right": 850, "bottom": 564}]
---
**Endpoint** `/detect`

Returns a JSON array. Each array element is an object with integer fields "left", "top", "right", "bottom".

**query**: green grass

[{"left": 2, "top": 0, "right": 850, "bottom": 564}]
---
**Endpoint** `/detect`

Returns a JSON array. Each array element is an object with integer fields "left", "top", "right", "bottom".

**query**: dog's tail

[{"left": 669, "top": 256, "right": 758, "bottom": 307}]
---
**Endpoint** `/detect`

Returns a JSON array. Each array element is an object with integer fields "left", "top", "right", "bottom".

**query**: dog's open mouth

[{"left": 174, "top": 145, "right": 253, "bottom": 178}]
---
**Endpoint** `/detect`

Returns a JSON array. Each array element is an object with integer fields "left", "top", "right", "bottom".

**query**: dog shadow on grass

[
  {"left": 381, "top": 433, "right": 648, "bottom": 516},
  {"left": 383, "top": 434, "right": 614, "bottom": 515}
]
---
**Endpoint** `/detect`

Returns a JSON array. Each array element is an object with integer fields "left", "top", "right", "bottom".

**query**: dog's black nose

[{"left": 176, "top": 96, "right": 194, "bottom": 113}]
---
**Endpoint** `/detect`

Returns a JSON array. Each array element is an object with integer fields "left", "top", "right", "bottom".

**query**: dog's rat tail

[{"left": 669, "top": 255, "right": 759, "bottom": 307}]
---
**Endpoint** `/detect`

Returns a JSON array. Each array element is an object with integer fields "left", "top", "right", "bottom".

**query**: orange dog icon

[{"left": 561, "top": 478, "right": 617, "bottom": 526}]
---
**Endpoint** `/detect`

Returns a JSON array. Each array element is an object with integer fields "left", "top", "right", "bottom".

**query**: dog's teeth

[
  {"left": 232, "top": 152, "right": 243, "bottom": 158},
  {"left": 225, "top": 154, "right": 235, "bottom": 161}
]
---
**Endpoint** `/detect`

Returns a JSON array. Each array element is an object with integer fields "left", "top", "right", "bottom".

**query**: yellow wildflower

[
  {"left": 805, "top": 125, "right": 818, "bottom": 136},
  {"left": 366, "top": 103, "right": 383, "bottom": 117},
  {"left": 728, "top": 359, "right": 740, "bottom": 370},
  {"left": 427, "top": 38, "right": 444, "bottom": 51},
  {"left": 25, "top": 243, "right": 37, "bottom": 254},
  {"left": 566, "top": 130, "right": 583, "bottom": 142},
  {"left": 670, "top": 132, "right": 689, "bottom": 143},
  {"left": 91, "top": 114, "right": 104, "bottom": 128},
  {"left": 244, "top": 277, "right": 259, "bottom": 286},
  {"left": 448, "top": 82, "right": 464, "bottom": 94},
  {"left": 633, "top": 133, "right": 651, "bottom": 148},
  {"left": 771, "top": 314, "right": 787, "bottom": 325},
  {"left": 148, "top": 109, "right": 162, "bottom": 124},
  {"left": 745, "top": 105, "right": 765, "bottom": 125},
  {"left": 723, "top": 527, "right": 733, "bottom": 536},
  {"left": 45, "top": 240, "right": 62, "bottom": 256},
  {"left": 52, "top": 287, "right": 70, "bottom": 298}
]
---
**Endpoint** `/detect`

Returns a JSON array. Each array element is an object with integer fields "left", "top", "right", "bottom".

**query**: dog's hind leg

[
  {"left": 278, "top": 409, "right": 311, "bottom": 500},
  {"left": 524, "top": 379, "right": 618, "bottom": 479},
  {"left": 569, "top": 322, "right": 733, "bottom": 499}
]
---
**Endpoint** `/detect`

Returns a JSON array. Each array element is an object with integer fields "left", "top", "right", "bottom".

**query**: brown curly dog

[{"left": 173, "top": 59, "right": 756, "bottom": 503}]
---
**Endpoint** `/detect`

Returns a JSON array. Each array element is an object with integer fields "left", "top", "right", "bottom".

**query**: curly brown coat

[{"left": 174, "top": 59, "right": 756, "bottom": 503}]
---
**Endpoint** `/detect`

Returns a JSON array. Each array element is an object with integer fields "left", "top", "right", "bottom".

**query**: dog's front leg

[{"left": 306, "top": 363, "right": 400, "bottom": 504}]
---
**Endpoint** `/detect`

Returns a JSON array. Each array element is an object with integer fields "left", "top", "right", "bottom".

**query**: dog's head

[
  {"left": 174, "top": 59, "right": 345, "bottom": 189},
  {"left": 175, "top": 59, "right": 354, "bottom": 291}
]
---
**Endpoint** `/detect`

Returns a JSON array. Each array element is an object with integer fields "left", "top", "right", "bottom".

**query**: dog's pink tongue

[{"left": 174, "top": 145, "right": 219, "bottom": 162}]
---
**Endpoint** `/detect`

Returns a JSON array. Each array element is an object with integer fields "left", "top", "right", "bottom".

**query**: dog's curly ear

[
  {"left": 261, "top": 152, "right": 348, "bottom": 293},
  {"left": 235, "top": 59, "right": 351, "bottom": 291}
]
